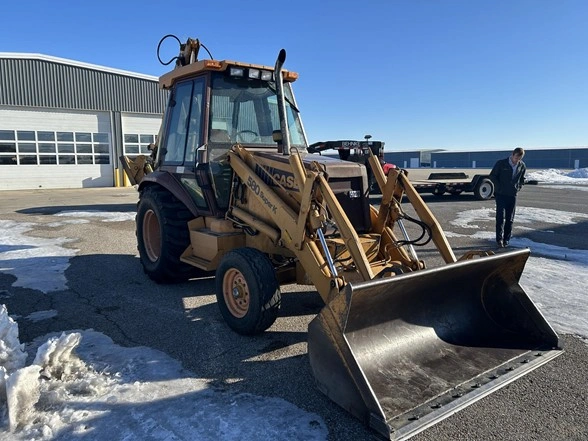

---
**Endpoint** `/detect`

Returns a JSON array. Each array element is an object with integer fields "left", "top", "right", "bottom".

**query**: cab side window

[
  {"left": 164, "top": 79, "right": 205, "bottom": 165},
  {"left": 164, "top": 82, "right": 191, "bottom": 164},
  {"left": 185, "top": 78, "right": 205, "bottom": 165}
]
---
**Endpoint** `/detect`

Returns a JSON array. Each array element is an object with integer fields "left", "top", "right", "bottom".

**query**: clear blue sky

[{"left": 2, "top": 0, "right": 587, "bottom": 151}]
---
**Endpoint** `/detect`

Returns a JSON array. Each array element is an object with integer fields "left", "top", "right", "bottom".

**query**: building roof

[
  {"left": 0, "top": 52, "right": 158, "bottom": 82},
  {"left": 0, "top": 52, "right": 167, "bottom": 113}
]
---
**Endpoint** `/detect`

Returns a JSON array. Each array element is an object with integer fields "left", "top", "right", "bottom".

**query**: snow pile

[
  {"left": 0, "top": 315, "right": 110, "bottom": 435},
  {"left": 568, "top": 168, "right": 588, "bottom": 179},
  {"left": 0, "top": 304, "right": 29, "bottom": 428},
  {"left": 0, "top": 305, "right": 27, "bottom": 373},
  {"left": 527, "top": 167, "right": 588, "bottom": 184},
  {"left": 0, "top": 306, "right": 328, "bottom": 440}
]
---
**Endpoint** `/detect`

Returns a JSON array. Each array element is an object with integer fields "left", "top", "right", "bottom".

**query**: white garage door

[
  {"left": 0, "top": 107, "right": 113, "bottom": 190},
  {"left": 121, "top": 114, "right": 162, "bottom": 159}
]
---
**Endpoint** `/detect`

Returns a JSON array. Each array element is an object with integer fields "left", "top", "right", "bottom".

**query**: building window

[
  {"left": 0, "top": 130, "right": 15, "bottom": 140},
  {"left": 17, "top": 131, "right": 35, "bottom": 141},
  {"left": 123, "top": 133, "right": 155, "bottom": 159},
  {"left": 57, "top": 132, "right": 74, "bottom": 142},
  {"left": 0, "top": 130, "right": 111, "bottom": 165}
]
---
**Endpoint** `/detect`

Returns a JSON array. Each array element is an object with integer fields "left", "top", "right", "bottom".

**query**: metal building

[
  {"left": 0, "top": 53, "right": 168, "bottom": 190},
  {"left": 385, "top": 147, "right": 588, "bottom": 170}
]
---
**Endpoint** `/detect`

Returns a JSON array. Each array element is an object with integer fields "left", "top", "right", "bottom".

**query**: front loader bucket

[{"left": 308, "top": 248, "right": 562, "bottom": 440}]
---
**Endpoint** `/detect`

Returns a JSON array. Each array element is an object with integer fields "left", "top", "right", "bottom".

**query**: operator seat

[
  {"left": 207, "top": 129, "right": 232, "bottom": 211},
  {"left": 210, "top": 129, "right": 231, "bottom": 144}
]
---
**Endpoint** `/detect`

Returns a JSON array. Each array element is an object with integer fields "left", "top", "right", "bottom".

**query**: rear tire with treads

[{"left": 136, "top": 185, "right": 205, "bottom": 283}]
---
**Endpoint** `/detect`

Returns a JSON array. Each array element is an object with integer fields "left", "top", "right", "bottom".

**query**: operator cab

[{"left": 156, "top": 60, "right": 307, "bottom": 216}]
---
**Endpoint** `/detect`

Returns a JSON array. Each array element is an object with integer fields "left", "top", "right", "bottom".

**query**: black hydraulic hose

[
  {"left": 156, "top": 35, "right": 215, "bottom": 66},
  {"left": 396, "top": 209, "right": 433, "bottom": 247},
  {"left": 157, "top": 34, "right": 182, "bottom": 65}
]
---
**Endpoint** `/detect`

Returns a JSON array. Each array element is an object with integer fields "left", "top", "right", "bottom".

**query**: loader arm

[
  {"left": 368, "top": 150, "right": 456, "bottom": 264},
  {"left": 228, "top": 147, "right": 342, "bottom": 301},
  {"left": 228, "top": 145, "right": 383, "bottom": 303},
  {"left": 394, "top": 169, "right": 457, "bottom": 263},
  {"left": 315, "top": 173, "right": 374, "bottom": 281}
]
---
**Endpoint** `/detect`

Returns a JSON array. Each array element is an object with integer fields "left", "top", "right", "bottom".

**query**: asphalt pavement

[{"left": 0, "top": 184, "right": 586, "bottom": 441}]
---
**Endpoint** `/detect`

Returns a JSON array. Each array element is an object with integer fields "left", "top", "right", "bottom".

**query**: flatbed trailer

[
  {"left": 307, "top": 141, "right": 495, "bottom": 199},
  {"left": 409, "top": 171, "right": 495, "bottom": 200}
]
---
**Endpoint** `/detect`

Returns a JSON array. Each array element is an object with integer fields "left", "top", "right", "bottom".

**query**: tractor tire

[
  {"left": 215, "top": 248, "right": 281, "bottom": 335},
  {"left": 136, "top": 185, "right": 204, "bottom": 283},
  {"left": 474, "top": 178, "right": 494, "bottom": 200}
]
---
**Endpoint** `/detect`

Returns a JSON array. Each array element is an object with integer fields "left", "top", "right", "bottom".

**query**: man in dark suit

[{"left": 489, "top": 147, "right": 527, "bottom": 248}]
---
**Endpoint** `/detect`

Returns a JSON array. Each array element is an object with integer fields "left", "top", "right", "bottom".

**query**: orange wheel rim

[
  {"left": 143, "top": 209, "right": 161, "bottom": 262},
  {"left": 223, "top": 268, "right": 249, "bottom": 318}
]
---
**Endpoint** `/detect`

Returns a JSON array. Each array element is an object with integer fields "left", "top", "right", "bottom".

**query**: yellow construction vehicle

[{"left": 123, "top": 35, "right": 562, "bottom": 440}]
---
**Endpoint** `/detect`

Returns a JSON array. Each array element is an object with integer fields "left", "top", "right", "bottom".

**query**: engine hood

[{"left": 252, "top": 151, "right": 369, "bottom": 191}]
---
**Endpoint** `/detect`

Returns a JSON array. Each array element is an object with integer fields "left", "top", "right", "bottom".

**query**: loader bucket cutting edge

[{"left": 307, "top": 248, "right": 562, "bottom": 440}]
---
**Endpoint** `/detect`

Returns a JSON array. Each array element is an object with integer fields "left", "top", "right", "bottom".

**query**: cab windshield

[
  {"left": 208, "top": 73, "right": 307, "bottom": 148},
  {"left": 206, "top": 71, "right": 307, "bottom": 212}
]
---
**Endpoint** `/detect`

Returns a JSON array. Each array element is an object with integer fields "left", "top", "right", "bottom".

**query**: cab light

[
  {"left": 202, "top": 60, "right": 223, "bottom": 70},
  {"left": 283, "top": 71, "right": 299, "bottom": 82},
  {"left": 248, "top": 68, "right": 260, "bottom": 79},
  {"left": 230, "top": 67, "right": 245, "bottom": 77},
  {"left": 261, "top": 70, "right": 272, "bottom": 81}
]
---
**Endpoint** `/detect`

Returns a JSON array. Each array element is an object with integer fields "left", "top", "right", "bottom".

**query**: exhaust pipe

[{"left": 274, "top": 49, "right": 291, "bottom": 155}]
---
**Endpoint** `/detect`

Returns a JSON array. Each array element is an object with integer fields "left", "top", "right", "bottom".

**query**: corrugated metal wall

[
  {"left": 0, "top": 57, "right": 168, "bottom": 113},
  {"left": 384, "top": 148, "right": 588, "bottom": 169}
]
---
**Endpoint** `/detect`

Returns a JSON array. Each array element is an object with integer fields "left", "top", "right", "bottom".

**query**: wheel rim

[
  {"left": 479, "top": 182, "right": 493, "bottom": 199},
  {"left": 223, "top": 268, "right": 249, "bottom": 318},
  {"left": 143, "top": 209, "right": 161, "bottom": 262}
]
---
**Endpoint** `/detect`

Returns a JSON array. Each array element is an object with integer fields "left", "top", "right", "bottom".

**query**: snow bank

[
  {"left": 0, "top": 306, "right": 328, "bottom": 440},
  {"left": 527, "top": 167, "right": 588, "bottom": 183},
  {"left": 0, "top": 305, "right": 27, "bottom": 374}
]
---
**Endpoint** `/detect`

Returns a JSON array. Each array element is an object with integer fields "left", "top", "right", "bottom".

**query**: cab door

[{"left": 159, "top": 77, "right": 215, "bottom": 214}]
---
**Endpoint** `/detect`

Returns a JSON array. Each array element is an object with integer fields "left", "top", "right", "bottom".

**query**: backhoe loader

[{"left": 123, "top": 35, "right": 562, "bottom": 440}]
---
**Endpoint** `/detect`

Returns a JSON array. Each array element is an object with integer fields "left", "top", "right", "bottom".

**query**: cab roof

[{"left": 159, "top": 59, "right": 298, "bottom": 89}]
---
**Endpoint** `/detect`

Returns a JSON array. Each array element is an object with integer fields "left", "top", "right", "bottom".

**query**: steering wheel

[{"left": 236, "top": 130, "right": 260, "bottom": 143}]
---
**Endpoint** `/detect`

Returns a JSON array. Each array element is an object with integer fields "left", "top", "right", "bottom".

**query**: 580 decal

[{"left": 246, "top": 176, "right": 277, "bottom": 214}]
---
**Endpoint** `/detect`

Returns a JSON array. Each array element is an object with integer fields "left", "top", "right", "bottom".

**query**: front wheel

[
  {"left": 215, "top": 248, "right": 281, "bottom": 335},
  {"left": 474, "top": 178, "right": 494, "bottom": 200}
]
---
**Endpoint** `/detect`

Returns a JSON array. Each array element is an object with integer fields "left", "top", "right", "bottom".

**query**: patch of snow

[
  {"left": 25, "top": 310, "right": 58, "bottom": 322},
  {"left": 527, "top": 167, "right": 588, "bottom": 184}
]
